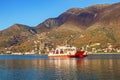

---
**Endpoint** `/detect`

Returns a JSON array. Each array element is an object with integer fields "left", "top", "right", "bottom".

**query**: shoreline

[
  {"left": 88, "top": 52, "right": 120, "bottom": 54},
  {"left": 0, "top": 53, "right": 120, "bottom": 55}
]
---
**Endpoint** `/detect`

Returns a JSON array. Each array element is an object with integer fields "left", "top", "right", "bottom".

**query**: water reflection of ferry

[
  {"left": 48, "top": 45, "right": 87, "bottom": 58},
  {"left": 48, "top": 58, "right": 89, "bottom": 71}
]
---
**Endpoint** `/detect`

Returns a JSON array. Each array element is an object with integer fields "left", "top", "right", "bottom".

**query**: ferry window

[
  {"left": 60, "top": 49, "right": 63, "bottom": 54},
  {"left": 72, "top": 49, "right": 75, "bottom": 51},
  {"left": 56, "top": 50, "right": 59, "bottom": 54}
]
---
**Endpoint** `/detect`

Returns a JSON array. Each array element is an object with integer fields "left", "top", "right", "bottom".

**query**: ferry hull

[{"left": 48, "top": 51, "right": 87, "bottom": 58}]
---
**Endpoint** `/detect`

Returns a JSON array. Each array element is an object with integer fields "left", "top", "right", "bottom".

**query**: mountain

[
  {"left": 44, "top": 2, "right": 120, "bottom": 48},
  {"left": 0, "top": 2, "right": 120, "bottom": 53},
  {"left": 0, "top": 24, "right": 36, "bottom": 48}
]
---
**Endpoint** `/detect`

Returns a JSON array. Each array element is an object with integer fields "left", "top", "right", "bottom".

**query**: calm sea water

[{"left": 0, "top": 54, "right": 120, "bottom": 80}]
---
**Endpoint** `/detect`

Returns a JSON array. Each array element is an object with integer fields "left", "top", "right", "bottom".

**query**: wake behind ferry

[{"left": 48, "top": 45, "right": 87, "bottom": 58}]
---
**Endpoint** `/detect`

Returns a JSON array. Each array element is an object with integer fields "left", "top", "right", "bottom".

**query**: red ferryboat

[{"left": 48, "top": 45, "right": 87, "bottom": 58}]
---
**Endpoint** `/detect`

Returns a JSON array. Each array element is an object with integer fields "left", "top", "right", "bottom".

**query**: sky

[{"left": 0, "top": 0, "right": 120, "bottom": 30}]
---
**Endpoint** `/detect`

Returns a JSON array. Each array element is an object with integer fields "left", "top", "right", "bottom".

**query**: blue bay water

[{"left": 0, "top": 54, "right": 120, "bottom": 80}]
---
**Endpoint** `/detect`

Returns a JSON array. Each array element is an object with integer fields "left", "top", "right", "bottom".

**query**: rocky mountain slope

[
  {"left": 0, "top": 24, "right": 36, "bottom": 48},
  {"left": 0, "top": 2, "right": 120, "bottom": 53}
]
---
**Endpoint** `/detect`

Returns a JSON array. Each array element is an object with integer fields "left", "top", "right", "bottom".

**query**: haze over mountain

[{"left": 0, "top": 2, "right": 120, "bottom": 53}]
